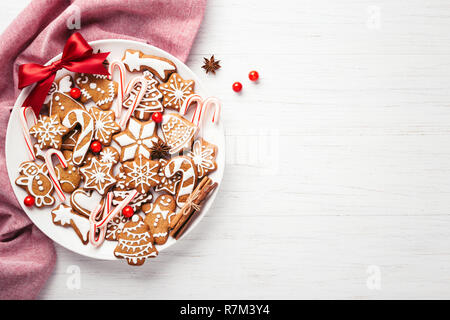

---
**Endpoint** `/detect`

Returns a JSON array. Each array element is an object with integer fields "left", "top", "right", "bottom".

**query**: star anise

[
  {"left": 202, "top": 55, "right": 221, "bottom": 74},
  {"left": 150, "top": 140, "right": 171, "bottom": 160}
]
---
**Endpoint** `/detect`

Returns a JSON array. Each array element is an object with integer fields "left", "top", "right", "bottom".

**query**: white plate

[{"left": 5, "top": 39, "right": 225, "bottom": 260}]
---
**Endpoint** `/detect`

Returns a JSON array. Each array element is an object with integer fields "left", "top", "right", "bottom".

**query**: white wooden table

[{"left": 2, "top": 0, "right": 450, "bottom": 299}]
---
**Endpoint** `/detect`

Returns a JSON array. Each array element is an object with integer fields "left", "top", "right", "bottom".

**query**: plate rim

[{"left": 5, "top": 38, "right": 225, "bottom": 261}]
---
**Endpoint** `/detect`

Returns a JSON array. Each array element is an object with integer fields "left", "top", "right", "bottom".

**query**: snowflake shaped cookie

[
  {"left": 158, "top": 73, "right": 195, "bottom": 111},
  {"left": 113, "top": 117, "right": 161, "bottom": 161},
  {"left": 29, "top": 114, "right": 69, "bottom": 150},
  {"left": 80, "top": 157, "right": 116, "bottom": 195},
  {"left": 89, "top": 107, "right": 121, "bottom": 145},
  {"left": 187, "top": 138, "right": 218, "bottom": 178},
  {"left": 121, "top": 154, "right": 160, "bottom": 194}
]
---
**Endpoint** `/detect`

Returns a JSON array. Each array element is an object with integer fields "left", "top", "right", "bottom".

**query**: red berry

[
  {"left": 24, "top": 195, "right": 35, "bottom": 207},
  {"left": 249, "top": 71, "right": 259, "bottom": 81},
  {"left": 232, "top": 82, "right": 242, "bottom": 92},
  {"left": 90, "top": 140, "right": 102, "bottom": 153},
  {"left": 70, "top": 87, "right": 81, "bottom": 99},
  {"left": 152, "top": 112, "right": 163, "bottom": 123},
  {"left": 122, "top": 206, "right": 134, "bottom": 218}
]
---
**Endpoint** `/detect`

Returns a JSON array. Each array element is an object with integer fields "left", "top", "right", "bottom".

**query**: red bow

[{"left": 19, "top": 32, "right": 110, "bottom": 115}]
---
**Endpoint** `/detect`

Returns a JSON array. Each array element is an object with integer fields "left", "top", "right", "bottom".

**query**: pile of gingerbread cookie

[{"left": 15, "top": 49, "right": 220, "bottom": 266}]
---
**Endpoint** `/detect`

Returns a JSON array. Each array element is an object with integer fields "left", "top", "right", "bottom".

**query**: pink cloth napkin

[{"left": 0, "top": 0, "right": 206, "bottom": 300}]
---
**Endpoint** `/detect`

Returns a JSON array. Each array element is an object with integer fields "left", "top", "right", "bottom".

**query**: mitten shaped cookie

[{"left": 75, "top": 73, "right": 118, "bottom": 110}]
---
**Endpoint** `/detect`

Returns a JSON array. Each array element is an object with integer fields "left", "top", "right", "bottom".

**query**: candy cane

[
  {"left": 119, "top": 76, "right": 148, "bottom": 129},
  {"left": 164, "top": 157, "right": 198, "bottom": 207},
  {"left": 180, "top": 94, "right": 203, "bottom": 126},
  {"left": 62, "top": 109, "right": 94, "bottom": 165},
  {"left": 44, "top": 149, "right": 68, "bottom": 202},
  {"left": 108, "top": 61, "right": 126, "bottom": 118},
  {"left": 89, "top": 190, "right": 138, "bottom": 246},
  {"left": 197, "top": 97, "right": 221, "bottom": 125},
  {"left": 20, "top": 106, "right": 38, "bottom": 160}
]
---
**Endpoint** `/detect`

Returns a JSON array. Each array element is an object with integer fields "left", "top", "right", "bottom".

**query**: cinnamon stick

[
  {"left": 174, "top": 182, "right": 218, "bottom": 239},
  {"left": 169, "top": 176, "right": 211, "bottom": 229},
  {"left": 171, "top": 178, "right": 213, "bottom": 234}
]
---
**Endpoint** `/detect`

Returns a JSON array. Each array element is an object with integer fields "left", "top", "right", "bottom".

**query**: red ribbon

[{"left": 18, "top": 32, "right": 110, "bottom": 115}]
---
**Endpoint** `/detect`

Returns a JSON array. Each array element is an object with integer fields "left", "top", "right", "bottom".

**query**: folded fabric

[{"left": 0, "top": 0, "right": 206, "bottom": 300}]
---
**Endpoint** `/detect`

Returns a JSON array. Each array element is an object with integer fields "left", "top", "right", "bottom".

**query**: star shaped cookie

[
  {"left": 187, "top": 138, "right": 218, "bottom": 178},
  {"left": 80, "top": 157, "right": 116, "bottom": 195},
  {"left": 89, "top": 107, "right": 121, "bottom": 145},
  {"left": 158, "top": 73, "right": 195, "bottom": 111}
]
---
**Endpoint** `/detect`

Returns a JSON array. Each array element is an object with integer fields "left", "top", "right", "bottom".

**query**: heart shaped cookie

[{"left": 70, "top": 188, "right": 104, "bottom": 217}]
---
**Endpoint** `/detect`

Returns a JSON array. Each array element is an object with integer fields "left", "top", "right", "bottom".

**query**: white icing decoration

[
  {"left": 164, "top": 157, "right": 196, "bottom": 207},
  {"left": 122, "top": 51, "right": 175, "bottom": 79},
  {"left": 62, "top": 110, "right": 94, "bottom": 165},
  {"left": 52, "top": 205, "right": 90, "bottom": 243}
]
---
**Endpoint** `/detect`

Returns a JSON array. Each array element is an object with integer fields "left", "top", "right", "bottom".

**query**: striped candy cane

[
  {"left": 119, "top": 76, "right": 148, "bottom": 129},
  {"left": 197, "top": 97, "right": 221, "bottom": 125},
  {"left": 20, "top": 106, "right": 38, "bottom": 160},
  {"left": 89, "top": 190, "right": 138, "bottom": 246},
  {"left": 164, "top": 157, "right": 198, "bottom": 208},
  {"left": 180, "top": 94, "right": 204, "bottom": 126},
  {"left": 44, "top": 149, "right": 68, "bottom": 202},
  {"left": 108, "top": 61, "right": 126, "bottom": 118}
]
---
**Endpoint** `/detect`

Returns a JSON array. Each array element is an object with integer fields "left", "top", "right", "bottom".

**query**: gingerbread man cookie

[
  {"left": 15, "top": 161, "right": 55, "bottom": 207},
  {"left": 158, "top": 73, "right": 194, "bottom": 111},
  {"left": 143, "top": 194, "right": 176, "bottom": 245},
  {"left": 75, "top": 73, "right": 118, "bottom": 110},
  {"left": 29, "top": 114, "right": 69, "bottom": 150}
]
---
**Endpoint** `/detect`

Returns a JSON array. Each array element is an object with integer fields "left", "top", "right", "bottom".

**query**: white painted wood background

[{"left": 2, "top": 0, "right": 450, "bottom": 299}]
